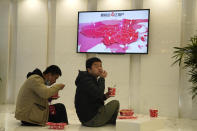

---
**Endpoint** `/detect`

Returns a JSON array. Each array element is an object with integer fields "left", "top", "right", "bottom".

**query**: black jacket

[{"left": 74, "top": 71, "right": 107, "bottom": 123}]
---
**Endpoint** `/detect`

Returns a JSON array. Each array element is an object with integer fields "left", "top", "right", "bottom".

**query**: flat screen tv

[{"left": 77, "top": 9, "right": 150, "bottom": 54}]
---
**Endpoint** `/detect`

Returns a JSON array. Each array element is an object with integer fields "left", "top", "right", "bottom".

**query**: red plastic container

[
  {"left": 149, "top": 109, "right": 158, "bottom": 117},
  {"left": 120, "top": 109, "right": 134, "bottom": 116},
  {"left": 118, "top": 116, "right": 137, "bottom": 119},
  {"left": 108, "top": 87, "right": 116, "bottom": 97},
  {"left": 46, "top": 122, "right": 67, "bottom": 130}
]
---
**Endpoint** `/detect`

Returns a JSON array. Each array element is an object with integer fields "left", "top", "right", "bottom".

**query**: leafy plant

[{"left": 172, "top": 35, "right": 197, "bottom": 99}]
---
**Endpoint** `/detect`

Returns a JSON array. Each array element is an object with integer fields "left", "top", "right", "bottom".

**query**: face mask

[{"left": 45, "top": 80, "right": 51, "bottom": 86}]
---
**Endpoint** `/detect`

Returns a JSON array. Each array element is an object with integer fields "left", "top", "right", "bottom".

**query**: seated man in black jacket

[{"left": 75, "top": 57, "right": 120, "bottom": 127}]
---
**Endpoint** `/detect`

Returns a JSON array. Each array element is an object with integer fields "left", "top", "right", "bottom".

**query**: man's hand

[
  {"left": 51, "top": 97, "right": 59, "bottom": 100},
  {"left": 105, "top": 92, "right": 111, "bottom": 99},
  {"left": 100, "top": 70, "right": 107, "bottom": 78},
  {"left": 59, "top": 84, "right": 65, "bottom": 90},
  {"left": 48, "top": 96, "right": 59, "bottom": 103}
]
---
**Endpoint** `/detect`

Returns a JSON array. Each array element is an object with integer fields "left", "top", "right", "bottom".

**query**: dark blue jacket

[{"left": 74, "top": 71, "right": 107, "bottom": 123}]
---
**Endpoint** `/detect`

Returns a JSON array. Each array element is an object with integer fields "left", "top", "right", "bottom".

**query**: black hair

[
  {"left": 86, "top": 57, "right": 102, "bottom": 70},
  {"left": 43, "top": 65, "right": 62, "bottom": 76}
]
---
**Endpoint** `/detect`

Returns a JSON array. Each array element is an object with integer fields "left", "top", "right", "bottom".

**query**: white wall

[
  {"left": 0, "top": 0, "right": 196, "bottom": 119},
  {"left": 0, "top": 0, "right": 10, "bottom": 104},
  {"left": 14, "top": 0, "right": 48, "bottom": 101},
  {"left": 97, "top": 0, "right": 181, "bottom": 117},
  {"left": 98, "top": 0, "right": 132, "bottom": 10},
  {"left": 54, "top": 0, "right": 87, "bottom": 108},
  {"left": 138, "top": 0, "right": 181, "bottom": 117}
]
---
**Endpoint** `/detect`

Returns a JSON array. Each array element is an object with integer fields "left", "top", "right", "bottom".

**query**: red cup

[
  {"left": 108, "top": 87, "right": 116, "bottom": 97},
  {"left": 149, "top": 109, "right": 158, "bottom": 117},
  {"left": 51, "top": 93, "right": 59, "bottom": 99}
]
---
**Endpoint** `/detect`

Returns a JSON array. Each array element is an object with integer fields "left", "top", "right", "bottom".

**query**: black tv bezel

[{"left": 76, "top": 9, "right": 150, "bottom": 54}]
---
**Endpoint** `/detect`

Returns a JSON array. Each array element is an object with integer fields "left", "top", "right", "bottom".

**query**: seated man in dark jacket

[{"left": 75, "top": 57, "right": 120, "bottom": 127}]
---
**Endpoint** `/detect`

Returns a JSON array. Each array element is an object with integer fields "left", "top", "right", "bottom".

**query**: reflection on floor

[{"left": 0, "top": 104, "right": 197, "bottom": 131}]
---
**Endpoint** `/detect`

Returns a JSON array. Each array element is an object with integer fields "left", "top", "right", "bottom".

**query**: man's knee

[
  {"left": 111, "top": 100, "right": 120, "bottom": 108},
  {"left": 54, "top": 103, "right": 66, "bottom": 110},
  {"left": 112, "top": 100, "right": 120, "bottom": 106}
]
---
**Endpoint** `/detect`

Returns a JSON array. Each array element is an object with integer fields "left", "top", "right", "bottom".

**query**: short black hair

[
  {"left": 86, "top": 57, "right": 102, "bottom": 70},
  {"left": 43, "top": 65, "right": 62, "bottom": 76}
]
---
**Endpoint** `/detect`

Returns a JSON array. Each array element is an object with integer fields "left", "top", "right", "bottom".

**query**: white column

[
  {"left": 0, "top": 0, "right": 10, "bottom": 104},
  {"left": 180, "top": 0, "right": 197, "bottom": 119},
  {"left": 47, "top": 0, "right": 56, "bottom": 65},
  {"left": 6, "top": 0, "right": 18, "bottom": 104},
  {"left": 129, "top": 0, "right": 143, "bottom": 113}
]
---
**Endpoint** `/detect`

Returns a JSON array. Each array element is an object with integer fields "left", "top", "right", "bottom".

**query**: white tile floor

[{"left": 0, "top": 104, "right": 197, "bottom": 131}]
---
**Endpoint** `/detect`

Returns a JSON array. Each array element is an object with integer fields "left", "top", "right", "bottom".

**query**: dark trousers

[
  {"left": 21, "top": 103, "right": 68, "bottom": 126},
  {"left": 83, "top": 100, "right": 120, "bottom": 127},
  {"left": 21, "top": 121, "right": 40, "bottom": 126},
  {"left": 48, "top": 103, "right": 69, "bottom": 124}
]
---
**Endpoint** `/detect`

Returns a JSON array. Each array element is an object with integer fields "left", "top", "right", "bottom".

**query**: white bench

[{"left": 116, "top": 114, "right": 165, "bottom": 131}]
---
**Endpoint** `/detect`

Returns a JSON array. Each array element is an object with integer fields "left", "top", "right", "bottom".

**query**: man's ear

[{"left": 87, "top": 68, "right": 91, "bottom": 73}]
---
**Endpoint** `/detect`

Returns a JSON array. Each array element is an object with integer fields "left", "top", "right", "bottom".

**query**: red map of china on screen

[{"left": 78, "top": 12, "right": 149, "bottom": 53}]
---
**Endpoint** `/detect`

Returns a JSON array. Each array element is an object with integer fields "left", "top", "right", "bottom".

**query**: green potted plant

[{"left": 172, "top": 35, "right": 197, "bottom": 99}]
